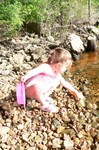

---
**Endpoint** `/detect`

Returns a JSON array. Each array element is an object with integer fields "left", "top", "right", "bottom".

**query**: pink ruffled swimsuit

[{"left": 25, "top": 73, "right": 60, "bottom": 93}]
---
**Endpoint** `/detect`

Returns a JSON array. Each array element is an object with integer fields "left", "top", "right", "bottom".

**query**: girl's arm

[
  {"left": 58, "top": 74, "right": 85, "bottom": 100},
  {"left": 21, "top": 64, "right": 50, "bottom": 82}
]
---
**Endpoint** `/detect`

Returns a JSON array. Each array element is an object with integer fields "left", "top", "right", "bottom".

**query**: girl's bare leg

[
  {"left": 35, "top": 91, "right": 58, "bottom": 112},
  {"left": 26, "top": 85, "right": 58, "bottom": 112},
  {"left": 35, "top": 92, "right": 49, "bottom": 106},
  {"left": 45, "top": 97, "right": 55, "bottom": 104}
]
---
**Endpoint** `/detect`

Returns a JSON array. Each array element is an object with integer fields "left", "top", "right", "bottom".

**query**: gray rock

[
  {"left": 0, "top": 126, "right": 10, "bottom": 137},
  {"left": 69, "top": 33, "right": 84, "bottom": 53}
]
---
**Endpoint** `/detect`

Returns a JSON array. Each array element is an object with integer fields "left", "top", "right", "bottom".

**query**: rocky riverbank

[{"left": 0, "top": 24, "right": 99, "bottom": 149}]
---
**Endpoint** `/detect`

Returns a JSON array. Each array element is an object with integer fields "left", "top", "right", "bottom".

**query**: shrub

[{"left": 0, "top": 1, "right": 23, "bottom": 36}]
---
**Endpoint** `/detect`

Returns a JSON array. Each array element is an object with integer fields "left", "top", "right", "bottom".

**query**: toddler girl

[{"left": 21, "top": 47, "right": 84, "bottom": 112}]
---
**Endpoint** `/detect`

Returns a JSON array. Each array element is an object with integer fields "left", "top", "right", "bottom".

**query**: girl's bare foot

[{"left": 40, "top": 104, "right": 59, "bottom": 113}]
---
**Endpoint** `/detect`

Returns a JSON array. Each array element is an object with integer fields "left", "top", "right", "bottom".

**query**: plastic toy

[{"left": 16, "top": 81, "right": 26, "bottom": 108}]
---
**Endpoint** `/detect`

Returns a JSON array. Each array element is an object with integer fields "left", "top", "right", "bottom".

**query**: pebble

[
  {"left": 57, "top": 125, "right": 65, "bottom": 133},
  {"left": 0, "top": 126, "right": 10, "bottom": 137},
  {"left": 17, "top": 124, "right": 24, "bottom": 130},
  {"left": 52, "top": 138, "right": 62, "bottom": 148},
  {"left": 63, "top": 134, "right": 74, "bottom": 150}
]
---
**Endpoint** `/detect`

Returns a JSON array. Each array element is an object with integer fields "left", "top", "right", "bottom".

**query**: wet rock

[{"left": 86, "top": 36, "right": 97, "bottom": 51}]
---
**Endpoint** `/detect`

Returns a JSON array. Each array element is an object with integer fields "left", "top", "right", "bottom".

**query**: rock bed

[{"left": 0, "top": 35, "right": 99, "bottom": 150}]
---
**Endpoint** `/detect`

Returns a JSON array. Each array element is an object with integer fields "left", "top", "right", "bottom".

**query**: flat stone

[{"left": 0, "top": 126, "right": 10, "bottom": 137}]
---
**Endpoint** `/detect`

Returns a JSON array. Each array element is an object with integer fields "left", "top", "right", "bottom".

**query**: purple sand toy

[
  {"left": 16, "top": 73, "right": 56, "bottom": 108},
  {"left": 16, "top": 82, "right": 26, "bottom": 108}
]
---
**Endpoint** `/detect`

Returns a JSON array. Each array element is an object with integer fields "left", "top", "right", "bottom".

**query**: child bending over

[{"left": 21, "top": 47, "right": 85, "bottom": 112}]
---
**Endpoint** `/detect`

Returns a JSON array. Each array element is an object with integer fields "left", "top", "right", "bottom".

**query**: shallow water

[{"left": 71, "top": 51, "right": 99, "bottom": 102}]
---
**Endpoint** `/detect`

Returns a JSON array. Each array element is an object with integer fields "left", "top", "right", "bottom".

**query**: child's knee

[{"left": 35, "top": 93, "right": 48, "bottom": 106}]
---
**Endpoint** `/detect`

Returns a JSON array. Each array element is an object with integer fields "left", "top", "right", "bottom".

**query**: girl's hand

[
  {"left": 76, "top": 92, "right": 85, "bottom": 100},
  {"left": 20, "top": 76, "right": 26, "bottom": 82},
  {"left": 70, "top": 90, "right": 85, "bottom": 101},
  {"left": 74, "top": 91, "right": 85, "bottom": 101}
]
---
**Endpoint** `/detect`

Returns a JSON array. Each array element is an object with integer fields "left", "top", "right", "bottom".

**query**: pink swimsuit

[{"left": 25, "top": 73, "right": 60, "bottom": 93}]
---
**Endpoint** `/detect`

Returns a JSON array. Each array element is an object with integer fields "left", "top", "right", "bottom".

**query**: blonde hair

[{"left": 47, "top": 47, "right": 73, "bottom": 68}]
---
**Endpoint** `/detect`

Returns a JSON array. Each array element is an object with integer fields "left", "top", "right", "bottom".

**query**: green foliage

[
  {"left": 0, "top": 1, "right": 23, "bottom": 35},
  {"left": 0, "top": 0, "right": 99, "bottom": 36},
  {"left": 0, "top": 0, "right": 46, "bottom": 36},
  {"left": 21, "top": 0, "right": 46, "bottom": 22}
]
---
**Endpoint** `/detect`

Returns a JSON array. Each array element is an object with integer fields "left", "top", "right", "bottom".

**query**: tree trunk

[
  {"left": 86, "top": 36, "right": 97, "bottom": 51},
  {"left": 59, "top": 0, "right": 63, "bottom": 25},
  {"left": 88, "top": 0, "right": 91, "bottom": 22}
]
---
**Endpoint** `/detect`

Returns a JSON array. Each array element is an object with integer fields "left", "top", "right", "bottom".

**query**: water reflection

[{"left": 71, "top": 51, "right": 99, "bottom": 102}]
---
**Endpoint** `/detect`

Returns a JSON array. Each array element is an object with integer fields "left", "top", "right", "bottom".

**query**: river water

[{"left": 71, "top": 51, "right": 99, "bottom": 103}]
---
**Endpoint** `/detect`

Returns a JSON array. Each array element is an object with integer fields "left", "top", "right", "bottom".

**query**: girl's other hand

[
  {"left": 71, "top": 91, "right": 85, "bottom": 101},
  {"left": 20, "top": 76, "right": 26, "bottom": 82},
  {"left": 76, "top": 92, "right": 85, "bottom": 100}
]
